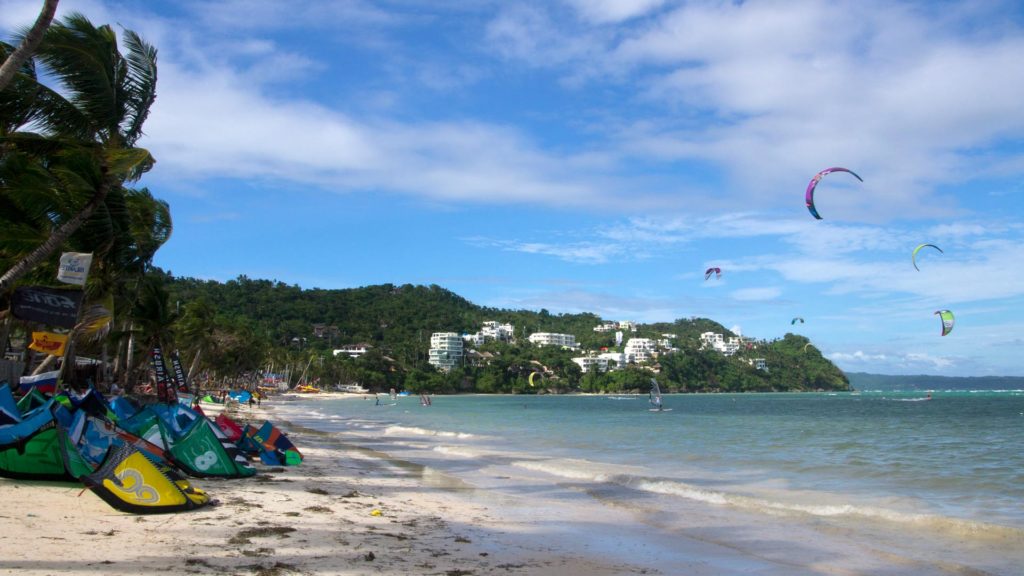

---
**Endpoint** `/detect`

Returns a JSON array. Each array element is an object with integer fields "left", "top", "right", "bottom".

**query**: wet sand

[{"left": 0, "top": 397, "right": 655, "bottom": 575}]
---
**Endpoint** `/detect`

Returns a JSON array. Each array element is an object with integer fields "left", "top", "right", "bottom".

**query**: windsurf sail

[
  {"left": 420, "top": 393, "right": 432, "bottom": 406},
  {"left": 649, "top": 379, "right": 663, "bottom": 410}
]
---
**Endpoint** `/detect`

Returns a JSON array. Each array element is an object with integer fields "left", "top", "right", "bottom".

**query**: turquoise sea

[{"left": 272, "top": 390, "right": 1024, "bottom": 574}]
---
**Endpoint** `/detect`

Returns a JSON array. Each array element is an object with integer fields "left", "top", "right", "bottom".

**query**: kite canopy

[
  {"left": 704, "top": 267, "right": 722, "bottom": 280},
  {"left": 805, "top": 167, "right": 863, "bottom": 220},
  {"left": 912, "top": 243, "right": 943, "bottom": 271},
  {"left": 791, "top": 317, "right": 804, "bottom": 325},
  {"left": 935, "top": 310, "right": 955, "bottom": 336},
  {"left": 528, "top": 372, "right": 541, "bottom": 388}
]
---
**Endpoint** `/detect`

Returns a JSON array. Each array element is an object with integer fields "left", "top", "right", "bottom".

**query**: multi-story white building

[
  {"left": 624, "top": 338, "right": 658, "bottom": 364},
  {"left": 463, "top": 321, "right": 515, "bottom": 347},
  {"left": 481, "top": 321, "right": 514, "bottom": 342},
  {"left": 598, "top": 351, "right": 627, "bottom": 370},
  {"left": 429, "top": 332, "right": 463, "bottom": 371},
  {"left": 572, "top": 356, "right": 610, "bottom": 374},
  {"left": 700, "top": 332, "right": 744, "bottom": 356},
  {"left": 594, "top": 320, "right": 638, "bottom": 333},
  {"left": 528, "top": 332, "right": 577, "bottom": 348}
]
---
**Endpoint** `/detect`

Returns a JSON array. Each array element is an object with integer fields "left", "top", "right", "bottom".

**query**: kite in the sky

[
  {"left": 704, "top": 267, "right": 722, "bottom": 280},
  {"left": 792, "top": 317, "right": 804, "bottom": 325},
  {"left": 805, "top": 167, "right": 863, "bottom": 219},
  {"left": 912, "top": 243, "right": 943, "bottom": 271},
  {"left": 934, "top": 310, "right": 954, "bottom": 336}
]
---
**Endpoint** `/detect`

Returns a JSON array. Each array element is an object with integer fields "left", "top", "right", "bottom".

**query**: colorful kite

[
  {"left": 934, "top": 310, "right": 954, "bottom": 336},
  {"left": 912, "top": 243, "right": 943, "bottom": 271},
  {"left": 704, "top": 267, "right": 722, "bottom": 281},
  {"left": 805, "top": 167, "right": 863, "bottom": 219}
]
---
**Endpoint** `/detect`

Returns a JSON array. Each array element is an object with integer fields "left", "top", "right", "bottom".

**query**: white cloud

[
  {"left": 563, "top": 0, "right": 667, "bottom": 24},
  {"left": 730, "top": 287, "right": 782, "bottom": 302}
]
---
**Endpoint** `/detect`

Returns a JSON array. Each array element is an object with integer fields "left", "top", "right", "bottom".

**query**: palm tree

[
  {"left": 0, "top": 0, "right": 60, "bottom": 92},
  {"left": 117, "top": 274, "right": 177, "bottom": 391},
  {"left": 175, "top": 297, "right": 218, "bottom": 388},
  {"left": 0, "top": 13, "right": 157, "bottom": 293}
]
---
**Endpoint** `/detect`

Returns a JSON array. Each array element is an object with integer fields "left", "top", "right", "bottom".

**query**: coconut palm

[
  {"left": 0, "top": 0, "right": 60, "bottom": 92},
  {"left": 0, "top": 13, "right": 157, "bottom": 293}
]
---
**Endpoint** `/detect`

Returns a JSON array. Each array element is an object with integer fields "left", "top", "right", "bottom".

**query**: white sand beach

[{"left": 0, "top": 397, "right": 655, "bottom": 576}]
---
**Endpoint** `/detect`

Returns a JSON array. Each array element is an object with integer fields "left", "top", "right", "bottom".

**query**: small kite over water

[
  {"left": 805, "top": 167, "right": 863, "bottom": 220},
  {"left": 934, "top": 310, "right": 954, "bottom": 336},
  {"left": 704, "top": 267, "right": 722, "bottom": 281},
  {"left": 912, "top": 243, "right": 943, "bottom": 271}
]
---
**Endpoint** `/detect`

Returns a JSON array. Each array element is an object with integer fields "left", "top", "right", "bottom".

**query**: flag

[
  {"left": 28, "top": 331, "right": 69, "bottom": 356},
  {"left": 151, "top": 347, "right": 178, "bottom": 404},
  {"left": 170, "top": 350, "right": 189, "bottom": 393},
  {"left": 11, "top": 286, "right": 83, "bottom": 328},
  {"left": 57, "top": 252, "right": 93, "bottom": 285},
  {"left": 19, "top": 370, "right": 60, "bottom": 395}
]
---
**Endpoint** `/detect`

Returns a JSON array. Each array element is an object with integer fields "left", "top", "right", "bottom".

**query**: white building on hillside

[
  {"left": 332, "top": 344, "right": 371, "bottom": 358},
  {"left": 748, "top": 358, "right": 768, "bottom": 371},
  {"left": 624, "top": 338, "right": 657, "bottom": 363},
  {"left": 598, "top": 351, "right": 627, "bottom": 370},
  {"left": 528, "top": 332, "right": 577, "bottom": 348},
  {"left": 700, "top": 332, "right": 744, "bottom": 356},
  {"left": 481, "top": 321, "right": 514, "bottom": 342},
  {"left": 429, "top": 332, "right": 463, "bottom": 371},
  {"left": 572, "top": 356, "right": 610, "bottom": 374},
  {"left": 463, "top": 321, "right": 515, "bottom": 347}
]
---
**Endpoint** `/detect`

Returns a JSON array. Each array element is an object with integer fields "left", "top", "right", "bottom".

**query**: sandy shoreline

[{"left": 0, "top": 396, "right": 653, "bottom": 576}]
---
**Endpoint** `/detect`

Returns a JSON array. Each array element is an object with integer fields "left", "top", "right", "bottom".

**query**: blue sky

[{"left": 5, "top": 0, "right": 1024, "bottom": 376}]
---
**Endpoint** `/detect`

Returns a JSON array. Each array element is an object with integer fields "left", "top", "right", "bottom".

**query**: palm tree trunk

[
  {"left": 0, "top": 175, "right": 111, "bottom": 294},
  {"left": 0, "top": 0, "right": 60, "bottom": 92},
  {"left": 123, "top": 322, "right": 136, "bottom": 389},
  {"left": 187, "top": 347, "right": 203, "bottom": 387}
]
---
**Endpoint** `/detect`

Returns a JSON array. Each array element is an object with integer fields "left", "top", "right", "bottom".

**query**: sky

[{"left": 4, "top": 0, "right": 1024, "bottom": 376}]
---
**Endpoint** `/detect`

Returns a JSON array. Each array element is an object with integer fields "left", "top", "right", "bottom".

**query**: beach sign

[{"left": 57, "top": 252, "right": 93, "bottom": 286}]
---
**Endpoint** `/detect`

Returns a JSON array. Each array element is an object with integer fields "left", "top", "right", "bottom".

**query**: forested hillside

[{"left": 163, "top": 273, "right": 849, "bottom": 394}]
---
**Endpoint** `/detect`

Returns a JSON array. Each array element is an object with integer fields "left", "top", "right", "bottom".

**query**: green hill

[{"left": 164, "top": 274, "right": 849, "bottom": 394}]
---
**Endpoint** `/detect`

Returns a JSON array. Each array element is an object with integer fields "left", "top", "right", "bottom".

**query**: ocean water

[{"left": 271, "top": 391, "right": 1024, "bottom": 574}]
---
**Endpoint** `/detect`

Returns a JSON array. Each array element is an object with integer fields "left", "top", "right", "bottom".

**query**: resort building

[
  {"left": 464, "top": 321, "right": 515, "bottom": 346},
  {"left": 429, "top": 332, "right": 464, "bottom": 371},
  {"left": 572, "top": 356, "right": 610, "bottom": 374},
  {"left": 748, "top": 358, "right": 768, "bottom": 371},
  {"left": 700, "top": 332, "right": 744, "bottom": 356},
  {"left": 593, "top": 320, "right": 638, "bottom": 333},
  {"left": 332, "top": 344, "right": 371, "bottom": 358},
  {"left": 481, "top": 321, "right": 514, "bottom": 342},
  {"left": 528, "top": 332, "right": 578, "bottom": 349},
  {"left": 624, "top": 338, "right": 658, "bottom": 364},
  {"left": 598, "top": 351, "right": 627, "bottom": 370}
]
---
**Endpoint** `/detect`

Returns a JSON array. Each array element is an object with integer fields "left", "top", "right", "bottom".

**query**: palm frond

[{"left": 120, "top": 29, "right": 157, "bottom": 145}]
